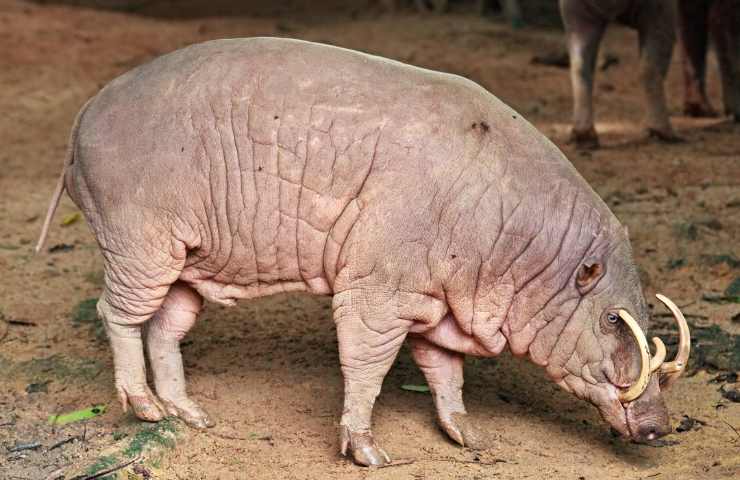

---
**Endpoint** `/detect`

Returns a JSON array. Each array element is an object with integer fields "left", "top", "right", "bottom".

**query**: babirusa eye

[{"left": 607, "top": 312, "right": 619, "bottom": 324}]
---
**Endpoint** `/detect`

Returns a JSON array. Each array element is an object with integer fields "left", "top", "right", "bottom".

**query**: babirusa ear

[{"left": 576, "top": 259, "right": 605, "bottom": 294}]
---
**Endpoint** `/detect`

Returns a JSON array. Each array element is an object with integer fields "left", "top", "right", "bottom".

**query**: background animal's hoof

[
  {"left": 441, "top": 413, "right": 490, "bottom": 450},
  {"left": 340, "top": 426, "right": 391, "bottom": 466},
  {"left": 683, "top": 102, "right": 717, "bottom": 118},
  {"left": 647, "top": 128, "right": 684, "bottom": 143},
  {"left": 162, "top": 398, "right": 215, "bottom": 429},
  {"left": 568, "top": 128, "right": 600, "bottom": 150}
]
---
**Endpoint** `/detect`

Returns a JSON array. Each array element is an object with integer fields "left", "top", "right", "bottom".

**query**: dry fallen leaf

[{"left": 61, "top": 212, "right": 81, "bottom": 226}]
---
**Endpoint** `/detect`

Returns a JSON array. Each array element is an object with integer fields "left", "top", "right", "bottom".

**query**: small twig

[
  {"left": 436, "top": 458, "right": 505, "bottom": 466},
  {"left": 644, "top": 438, "right": 680, "bottom": 447},
  {"left": 48, "top": 436, "right": 80, "bottom": 451},
  {"left": 204, "top": 430, "right": 248, "bottom": 441},
  {"left": 376, "top": 459, "right": 415, "bottom": 469},
  {"left": 357, "top": 455, "right": 508, "bottom": 469},
  {"left": 42, "top": 467, "right": 66, "bottom": 480},
  {"left": 71, "top": 455, "right": 141, "bottom": 480},
  {"left": 721, "top": 420, "right": 740, "bottom": 439},
  {"left": 7, "top": 441, "right": 41, "bottom": 452},
  {"left": 424, "top": 457, "right": 507, "bottom": 466},
  {"left": 8, "top": 319, "right": 37, "bottom": 326}
]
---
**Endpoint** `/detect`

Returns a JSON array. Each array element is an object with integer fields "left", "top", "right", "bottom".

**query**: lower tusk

[
  {"left": 655, "top": 294, "right": 691, "bottom": 390},
  {"left": 649, "top": 337, "right": 666, "bottom": 373},
  {"left": 660, "top": 362, "right": 685, "bottom": 374},
  {"left": 617, "top": 309, "right": 651, "bottom": 403}
]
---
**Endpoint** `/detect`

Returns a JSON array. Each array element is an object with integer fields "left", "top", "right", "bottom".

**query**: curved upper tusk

[
  {"left": 655, "top": 294, "right": 691, "bottom": 389},
  {"left": 617, "top": 309, "right": 652, "bottom": 403},
  {"left": 649, "top": 337, "right": 666, "bottom": 373}
]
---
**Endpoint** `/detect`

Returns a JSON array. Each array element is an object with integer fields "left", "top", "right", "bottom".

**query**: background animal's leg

[
  {"left": 560, "top": 0, "right": 607, "bottom": 148},
  {"left": 409, "top": 336, "right": 485, "bottom": 448},
  {"left": 333, "top": 288, "right": 410, "bottom": 466},
  {"left": 98, "top": 293, "right": 166, "bottom": 422},
  {"left": 145, "top": 282, "right": 213, "bottom": 428},
  {"left": 414, "top": 0, "right": 448, "bottom": 14},
  {"left": 636, "top": 0, "right": 679, "bottom": 141},
  {"left": 677, "top": 0, "right": 715, "bottom": 116},
  {"left": 709, "top": 0, "right": 740, "bottom": 120},
  {"left": 502, "top": 0, "right": 524, "bottom": 29}
]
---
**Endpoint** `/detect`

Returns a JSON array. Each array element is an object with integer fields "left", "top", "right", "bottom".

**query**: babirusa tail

[
  {"left": 35, "top": 97, "right": 93, "bottom": 254},
  {"left": 34, "top": 158, "right": 69, "bottom": 253}
]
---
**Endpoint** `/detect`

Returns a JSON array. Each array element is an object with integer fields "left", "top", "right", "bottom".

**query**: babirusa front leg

[{"left": 333, "top": 288, "right": 410, "bottom": 466}]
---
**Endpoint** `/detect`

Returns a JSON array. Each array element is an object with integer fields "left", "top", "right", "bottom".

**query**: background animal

[{"left": 559, "top": 0, "right": 678, "bottom": 148}]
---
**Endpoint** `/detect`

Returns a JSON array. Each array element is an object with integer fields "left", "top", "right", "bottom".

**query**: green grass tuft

[
  {"left": 122, "top": 418, "right": 177, "bottom": 458},
  {"left": 5, "top": 354, "right": 103, "bottom": 383},
  {"left": 84, "top": 454, "right": 119, "bottom": 480},
  {"left": 71, "top": 297, "right": 107, "bottom": 341}
]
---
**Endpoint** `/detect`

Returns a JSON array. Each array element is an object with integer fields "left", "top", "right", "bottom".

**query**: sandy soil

[{"left": 0, "top": 1, "right": 738, "bottom": 479}]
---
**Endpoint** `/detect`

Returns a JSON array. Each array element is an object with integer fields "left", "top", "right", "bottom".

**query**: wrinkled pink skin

[
  {"left": 677, "top": 0, "right": 740, "bottom": 121},
  {"left": 60, "top": 38, "right": 670, "bottom": 466},
  {"left": 560, "top": 0, "right": 680, "bottom": 147}
]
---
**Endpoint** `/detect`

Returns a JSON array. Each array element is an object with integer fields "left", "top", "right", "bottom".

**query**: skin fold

[
  {"left": 51, "top": 37, "right": 671, "bottom": 466},
  {"left": 559, "top": 0, "right": 678, "bottom": 148}
]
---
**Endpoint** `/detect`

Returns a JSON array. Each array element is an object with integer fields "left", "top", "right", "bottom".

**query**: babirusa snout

[{"left": 617, "top": 294, "right": 691, "bottom": 402}]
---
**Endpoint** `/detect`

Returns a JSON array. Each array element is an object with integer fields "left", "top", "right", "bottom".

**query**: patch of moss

[
  {"left": 18, "top": 354, "right": 102, "bottom": 382},
  {"left": 72, "top": 297, "right": 98, "bottom": 324},
  {"left": 0, "top": 354, "right": 103, "bottom": 384},
  {"left": 72, "top": 297, "right": 107, "bottom": 341},
  {"left": 122, "top": 418, "right": 177, "bottom": 458},
  {"left": 700, "top": 254, "right": 740, "bottom": 269},
  {"left": 725, "top": 276, "right": 740, "bottom": 299},
  {"left": 84, "top": 454, "right": 119, "bottom": 480},
  {"left": 85, "top": 270, "right": 105, "bottom": 286},
  {"left": 77, "top": 420, "right": 179, "bottom": 479},
  {"left": 691, "top": 324, "right": 740, "bottom": 372}
]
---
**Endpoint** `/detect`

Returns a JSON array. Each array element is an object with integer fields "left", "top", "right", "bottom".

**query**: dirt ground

[{"left": 1, "top": 0, "right": 739, "bottom": 478}]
